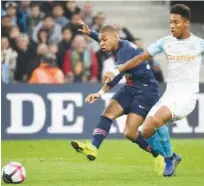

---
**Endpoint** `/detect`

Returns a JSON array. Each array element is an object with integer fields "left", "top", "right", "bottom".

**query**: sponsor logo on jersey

[{"left": 167, "top": 55, "right": 196, "bottom": 61}]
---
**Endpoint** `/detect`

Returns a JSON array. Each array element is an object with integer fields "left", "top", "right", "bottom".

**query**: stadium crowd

[{"left": 1, "top": 0, "right": 164, "bottom": 84}]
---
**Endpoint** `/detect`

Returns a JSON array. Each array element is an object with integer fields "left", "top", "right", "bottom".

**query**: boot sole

[{"left": 71, "top": 141, "right": 96, "bottom": 161}]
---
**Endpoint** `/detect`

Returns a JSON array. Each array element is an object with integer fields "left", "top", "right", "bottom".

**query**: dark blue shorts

[{"left": 112, "top": 84, "right": 160, "bottom": 118}]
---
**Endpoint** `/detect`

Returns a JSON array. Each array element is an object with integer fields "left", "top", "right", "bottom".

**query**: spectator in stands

[
  {"left": 48, "top": 43, "right": 61, "bottom": 67},
  {"left": 26, "top": 43, "right": 49, "bottom": 81},
  {"left": 81, "top": 2, "right": 93, "bottom": 27},
  {"left": 1, "top": 7, "right": 6, "bottom": 17},
  {"left": 37, "top": 28, "right": 50, "bottom": 44},
  {"left": 2, "top": 62, "right": 10, "bottom": 83},
  {"left": 15, "top": 34, "right": 36, "bottom": 82},
  {"left": 28, "top": 54, "right": 64, "bottom": 84},
  {"left": 84, "top": 35, "right": 100, "bottom": 53},
  {"left": 37, "top": 1, "right": 53, "bottom": 16},
  {"left": 72, "top": 61, "right": 86, "bottom": 82},
  {"left": 9, "top": 26, "right": 21, "bottom": 50},
  {"left": 4, "top": 2, "right": 18, "bottom": 26},
  {"left": 134, "top": 38, "right": 164, "bottom": 83},
  {"left": 4, "top": 1, "right": 25, "bottom": 33},
  {"left": 63, "top": 35, "right": 99, "bottom": 83},
  {"left": 18, "top": 1, "right": 32, "bottom": 32},
  {"left": 19, "top": 1, "right": 31, "bottom": 15},
  {"left": 27, "top": 4, "right": 44, "bottom": 36},
  {"left": 64, "top": 12, "right": 81, "bottom": 36},
  {"left": 1, "top": 15, "right": 12, "bottom": 37},
  {"left": 52, "top": 4, "right": 69, "bottom": 27},
  {"left": 58, "top": 28, "right": 73, "bottom": 68},
  {"left": 1, "top": 37, "right": 17, "bottom": 83},
  {"left": 48, "top": 43, "right": 58, "bottom": 56},
  {"left": 64, "top": 0, "right": 81, "bottom": 20},
  {"left": 32, "top": 16, "right": 62, "bottom": 44},
  {"left": 91, "top": 12, "right": 105, "bottom": 33}
]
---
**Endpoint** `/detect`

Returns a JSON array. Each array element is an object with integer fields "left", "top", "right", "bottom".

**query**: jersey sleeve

[
  {"left": 106, "top": 73, "right": 123, "bottom": 88},
  {"left": 147, "top": 38, "right": 165, "bottom": 57},
  {"left": 89, "top": 31, "right": 99, "bottom": 42}
]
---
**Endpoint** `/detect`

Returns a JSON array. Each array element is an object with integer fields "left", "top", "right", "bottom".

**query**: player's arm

[
  {"left": 85, "top": 74, "right": 123, "bottom": 104},
  {"left": 119, "top": 51, "right": 152, "bottom": 72},
  {"left": 77, "top": 19, "right": 99, "bottom": 42},
  {"left": 102, "top": 51, "right": 151, "bottom": 83},
  {"left": 102, "top": 38, "right": 164, "bottom": 83},
  {"left": 85, "top": 83, "right": 110, "bottom": 104}
]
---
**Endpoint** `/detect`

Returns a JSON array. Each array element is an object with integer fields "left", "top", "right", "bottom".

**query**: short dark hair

[
  {"left": 62, "top": 27, "right": 72, "bottom": 33},
  {"left": 100, "top": 25, "right": 117, "bottom": 33},
  {"left": 31, "top": 3, "right": 40, "bottom": 9},
  {"left": 170, "top": 4, "right": 191, "bottom": 20},
  {"left": 43, "top": 15, "right": 53, "bottom": 21},
  {"left": 71, "top": 12, "right": 80, "bottom": 19},
  {"left": 52, "top": 3, "right": 63, "bottom": 10},
  {"left": 41, "top": 54, "right": 56, "bottom": 64}
]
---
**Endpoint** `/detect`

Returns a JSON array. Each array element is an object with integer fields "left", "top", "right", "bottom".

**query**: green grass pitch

[{"left": 2, "top": 139, "right": 204, "bottom": 186}]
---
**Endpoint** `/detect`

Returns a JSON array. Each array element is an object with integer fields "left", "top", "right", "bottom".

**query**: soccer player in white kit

[{"left": 102, "top": 4, "right": 204, "bottom": 176}]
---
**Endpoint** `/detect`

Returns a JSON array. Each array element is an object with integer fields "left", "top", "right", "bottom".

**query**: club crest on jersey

[{"left": 124, "top": 73, "right": 133, "bottom": 78}]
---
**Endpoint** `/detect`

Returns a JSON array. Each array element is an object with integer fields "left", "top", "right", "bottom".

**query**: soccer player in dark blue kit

[{"left": 71, "top": 19, "right": 181, "bottom": 176}]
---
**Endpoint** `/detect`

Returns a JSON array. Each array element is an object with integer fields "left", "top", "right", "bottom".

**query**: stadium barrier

[{"left": 2, "top": 83, "right": 204, "bottom": 140}]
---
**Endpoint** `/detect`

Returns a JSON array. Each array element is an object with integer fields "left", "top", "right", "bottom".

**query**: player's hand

[
  {"left": 77, "top": 19, "right": 91, "bottom": 35},
  {"left": 102, "top": 72, "right": 115, "bottom": 84},
  {"left": 85, "top": 92, "right": 101, "bottom": 104}
]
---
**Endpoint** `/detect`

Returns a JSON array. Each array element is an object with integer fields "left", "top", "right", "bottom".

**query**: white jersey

[{"left": 147, "top": 34, "right": 204, "bottom": 93}]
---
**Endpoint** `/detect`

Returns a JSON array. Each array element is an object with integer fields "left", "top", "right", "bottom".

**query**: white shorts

[{"left": 147, "top": 90, "right": 197, "bottom": 121}]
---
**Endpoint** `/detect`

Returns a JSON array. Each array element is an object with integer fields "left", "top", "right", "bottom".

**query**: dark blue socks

[
  {"left": 92, "top": 116, "right": 112, "bottom": 149},
  {"left": 132, "top": 131, "right": 159, "bottom": 157}
]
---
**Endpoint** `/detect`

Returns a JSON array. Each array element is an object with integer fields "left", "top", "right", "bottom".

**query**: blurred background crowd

[
  {"left": 1, "top": 1, "right": 203, "bottom": 84},
  {"left": 1, "top": 0, "right": 165, "bottom": 84}
]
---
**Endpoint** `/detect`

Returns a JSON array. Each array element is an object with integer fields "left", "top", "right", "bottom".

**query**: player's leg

[
  {"left": 141, "top": 91, "right": 197, "bottom": 176},
  {"left": 71, "top": 98, "right": 124, "bottom": 161},
  {"left": 141, "top": 106, "right": 176, "bottom": 176},
  {"left": 91, "top": 99, "right": 124, "bottom": 149},
  {"left": 125, "top": 96, "right": 166, "bottom": 175},
  {"left": 124, "top": 113, "right": 165, "bottom": 175},
  {"left": 154, "top": 93, "right": 197, "bottom": 176},
  {"left": 124, "top": 113, "right": 158, "bottom": 157},
  {"left": 144, "top": 92, "right": 197, "bottom": 140},
  {"left": 157, "top": 122, "right": 182, "bottom": 173},
  {"left": 144, "top": 107, "right": 171, "bottom": 158},
  {"left": 128, "top": 94, "right": 166, "bottom": 157},
  {"left": 142, "top": 106, "right": 172, "bottom": 138},
  {"left": 157, "top": 123, "right": 172, "bottom": 158}
]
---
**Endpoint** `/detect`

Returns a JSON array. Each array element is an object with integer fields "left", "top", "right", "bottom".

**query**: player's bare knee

[
  {"left": 102, "top": 112, "right": 116, "bottom": 120},
  {"left": 151, "top": 115, "right": 163, "bottom": 128},
  {"left": 141, "top": 126, "right": 152, "bottom": 138},
  {"left": 124, "top": 127, "right": 138, "bottom": 141},
  {"left": 141, "top": 118, "right": 154, "bottom": 138}
]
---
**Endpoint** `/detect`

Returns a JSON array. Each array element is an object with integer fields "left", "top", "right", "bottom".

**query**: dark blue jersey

[{"left": 89, "top": 31, "right": 158, "bottom": 88}]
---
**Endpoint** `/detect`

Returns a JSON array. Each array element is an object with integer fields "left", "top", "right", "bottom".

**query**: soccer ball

[{"left": 2, "top": 162, "right": 26, "bottom": 184}]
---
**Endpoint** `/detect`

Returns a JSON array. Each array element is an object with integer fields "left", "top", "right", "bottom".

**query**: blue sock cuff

[
  {"left": 101, "top": 116, "right": 113, "bottom": 123},
  {"left": 92, "top": 116, "right": 112, "bottom": 149}
]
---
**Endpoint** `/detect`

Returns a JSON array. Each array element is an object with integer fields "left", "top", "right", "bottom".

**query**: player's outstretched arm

[
  {"left": 77, "top": 19, "right": 99, "bottom": 42},
  {"left": 102, "top": 51, "right": 152, "bottom": 83},
  {"left": 118, "top": 51, "right": 152, "bottom": 72},
  {"left": 86, "top": 73, "right": 123, "bottom": 104},
  {"left": 85, "top": 84, "right": 111, "bottom": 104}
]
